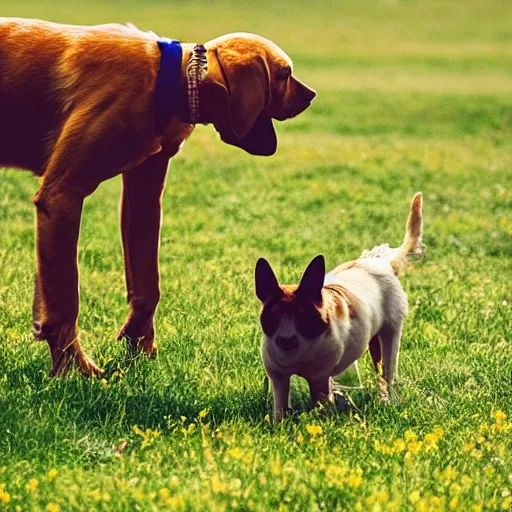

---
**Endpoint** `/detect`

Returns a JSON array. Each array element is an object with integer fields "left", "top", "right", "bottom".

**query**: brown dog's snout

[{"left": 298, "top": 81, "right": 316, "bottom": 104}]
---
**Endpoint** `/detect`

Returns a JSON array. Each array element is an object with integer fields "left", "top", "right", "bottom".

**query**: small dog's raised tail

[{"left": 359, "top": 192, "right": 423, "bottom": 274}]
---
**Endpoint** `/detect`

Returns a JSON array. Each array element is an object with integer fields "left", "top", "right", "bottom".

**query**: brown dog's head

[{"left": 200, "top": 33, "right": 316, "bottom": 156}]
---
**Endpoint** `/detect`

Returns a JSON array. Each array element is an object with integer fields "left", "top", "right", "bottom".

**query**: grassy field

[{"left": 1, "top": 0, "right": 511, "bottom": 510}]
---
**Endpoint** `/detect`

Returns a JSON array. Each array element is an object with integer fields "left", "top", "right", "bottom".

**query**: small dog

[{"left": 255, "top": 193, "right": 423, "bottom": 421}]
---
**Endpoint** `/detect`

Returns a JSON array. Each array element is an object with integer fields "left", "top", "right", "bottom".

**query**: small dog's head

[
  {"left": 201, "top": 33, "right": 316, "bottom": 156},
  {"left": 255, "top": 255, "right": 328, "bottom": 360}
]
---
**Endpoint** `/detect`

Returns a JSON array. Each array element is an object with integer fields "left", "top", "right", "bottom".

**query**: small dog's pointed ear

[
  {"left": 255, "top": 258, "right": 281, "bottom": 302},
  {"left": 298, "top": 255, "right": 325, "bottom": 304}
]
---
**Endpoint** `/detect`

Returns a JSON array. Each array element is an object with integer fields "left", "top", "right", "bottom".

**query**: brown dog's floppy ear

[
  {"left": 298, "top": 255, "right": 325, "bottom": 304},
  {"left": 206, "top": 48, "right": 277, "bottom": 156},
  {"left": 255, "top": 258, "right": 281, "bottom": 302}
]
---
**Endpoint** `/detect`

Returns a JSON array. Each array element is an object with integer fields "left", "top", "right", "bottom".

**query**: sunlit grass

[{"left": 0, "top": 0, "right": 511, "bottom": 510}]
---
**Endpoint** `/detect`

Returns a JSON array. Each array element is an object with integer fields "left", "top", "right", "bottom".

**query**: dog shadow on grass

[{"left": 2, "top": 350, "right": 383, "bottom": 446}]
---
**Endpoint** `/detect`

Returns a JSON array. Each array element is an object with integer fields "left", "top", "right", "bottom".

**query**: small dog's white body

[{"left": 256, "top": 193, "right": 423, "bottom": 421}]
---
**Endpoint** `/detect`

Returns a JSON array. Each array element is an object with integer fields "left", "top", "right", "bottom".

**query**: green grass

[{"left": 1, "top": 0, "right": 512, "bottom": 510}]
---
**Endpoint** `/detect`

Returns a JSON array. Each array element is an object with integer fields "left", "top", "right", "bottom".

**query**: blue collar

[{"left": 154, "top": 38, "right": 183, "bottom": 132}]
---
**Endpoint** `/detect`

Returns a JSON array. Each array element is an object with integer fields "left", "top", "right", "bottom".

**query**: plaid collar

[
  {"left": 154, "top": 39, "right": 208, "bottom": 131},
  {"left": 186, "top": 44, "right": 208, "bottom": 124}
]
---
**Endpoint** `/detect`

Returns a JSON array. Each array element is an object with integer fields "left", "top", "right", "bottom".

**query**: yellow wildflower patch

[
  {"left": 0, "top": 484, "right": 10, "bottom": 505},
  {"left": 306, "top": 424, "right": 323, "bottom": 436},
  {"left": 404, "top": 430, "right": 418, "bottom": 442},
  {"left": 132, "top": 425, "right": 161, "bottom": 447},
  {"left": 464, "top": 442, "right": 475, "bottom": 452},
  {"left": 227, "top": 447, "right": 243, "bottom": 460},
  {"left": 26, "top": 478, "right": 39, "bottom": 492},
  {"left": 346, "top": 474, "right": 363, "bottom": 488},
  {"left": 365, "top": 489, "right": 389, "bottom": 506},
  {"left": 449, "top": 496, "right": 459, "bottom": 510},
  {"left": 443, "top": 465, "right": 459, "bottom": 482},
  {"left": 502, "top": 496, "right": 512, "bottom": 510},
  {"left": 409, "top": 490, "right": 421, "bottom": 504},
  {"left": 46, "top": 503, "right": 60, "bottom": 512}
]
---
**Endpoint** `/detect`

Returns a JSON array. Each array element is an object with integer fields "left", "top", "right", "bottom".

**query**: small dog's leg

[
  {"left": 308, "top": 377, "right": 334, "bottom": 406},
  {"left": 270, "top": 374, "right": 291, "bottom": 422},
  {"left": 379, "top": 324, "right": 403, "bottom": 402},
  {"left": 369, "top": 335, "right": 382, "bottom": 373}
]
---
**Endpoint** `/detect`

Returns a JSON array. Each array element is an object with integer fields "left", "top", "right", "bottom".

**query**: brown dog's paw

[
  {"left": 117, "top": 322, "right": 157, "bottom": 358},
  {"left": 49, "top": 341, "right": 104, "bottom": 378},
  {"left": 76, "top": 353, "right": 105, "bottom": 377}
]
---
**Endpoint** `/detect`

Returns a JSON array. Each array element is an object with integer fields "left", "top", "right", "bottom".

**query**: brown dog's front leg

[
  {"left": 116, "top": 153, "right": 170, "bottom": 356},
  {"left": 32, "top": 189, "right": 103, "bottom": 377}
]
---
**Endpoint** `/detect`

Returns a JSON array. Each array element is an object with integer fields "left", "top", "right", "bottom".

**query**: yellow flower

[
  {"left": 198, "top": 409, "right": 208, "bottom": 418},
  {"left": 394, "top": 439, "right": 406, "bottom": 453},
  {"left": 461, "top": 475, "right": 473, "bottom": 489},
  {"left": 443, "top": 465, "right": 459, "bottom": 482},
  {"left": 227, "top": 447, "right": 243, "bottom": 460},
  {"left": 502, "top": 496, "right": 512, "bottom": 510},
  {"left": 424, "top": 428, "right": 443, "bottom": 448},
  {"left": 483, "top": 465, "right": 495, "bottom": 477},
  {"left": 433, "top": 426, "right": 444, "bottom": 439},
  {"left": 464, "top": 442, "right": 475, "bottom": 452},
  {"left": 306, "top": 424, "right": 323, "bottom": 436},
  {"left": 47, "top": 469, "right": 58, "bottom": 481},
  {"left": 0, "top": 486, "right": 11, "bottom": 505},
  {"left": 407, "top": 440, "right": 423, "bottom": 454},
  {"left": 409, "top": 491, "right": 421, "bottom": 504},
  {"left": 404, "top": 430, "right": 418, "bottom": 442},
  {"left": 264, "top": 414, "right": 271, "bottom": 424},
  {"left": 471, "top": 505, "right": 483, "bottom": 512},
  {"left": 88, "top": 488, "right": 102, "bottom": 501},
  {"left": 449, "top": 496, "right": 459, "bottom": 510},
  {"left": 449, "top": 483, "right": 461, "bottom": 495},
  {"left": 211, "top": 474, "right": 228, "bottom": 494},
  {"left": 347, "top": 474, "right": 363, "bottom": 488},
  {"left": 133, "top": 425, "right": 161, "bottom": 447},
  {"left": 159, "top": 487, "right": 171, "bottom": 500},
  {"left": 471, "top": 449, "right": 483, "bottom": 460},
  {"left": 26, "top": 478, "right": 39, "bottom": 492},
  {"left": 297, "top": 434, "right": 304, "bottom": 444},
  {"left": 494, "top": 410, "right": 507, "bottom": 425},
  {"left": 366, "top": 490, "right": 389, "bottom": 505},
  {"left": 478, "top": 423, "right": 489, "bottom": 435},
  {"left": 100, "top": 378, "right": 109, "bottom": 389},
  {"left": 46, "top": 503, "right": 60, "bottom": 512},
  {"left": 168, "top": 495, "right": 185, "bottom": 508}
]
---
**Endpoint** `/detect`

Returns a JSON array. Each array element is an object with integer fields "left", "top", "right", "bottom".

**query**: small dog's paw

[{"left": 334, "top": 390, "right": 356, "bottom": 413}]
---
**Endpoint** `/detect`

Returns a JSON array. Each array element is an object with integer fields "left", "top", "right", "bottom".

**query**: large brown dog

[{"left": 0, "top": 18, "right": 315, "bottom": 376}]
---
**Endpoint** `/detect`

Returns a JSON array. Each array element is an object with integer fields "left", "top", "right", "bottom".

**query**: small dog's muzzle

[{"left": 276, "top": 335, "right": 299, "bottom": 351}]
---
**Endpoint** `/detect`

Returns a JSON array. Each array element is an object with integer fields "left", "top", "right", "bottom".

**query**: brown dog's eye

[{"left": 279, "top": 65, "right": 291, "bottom": 80}]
